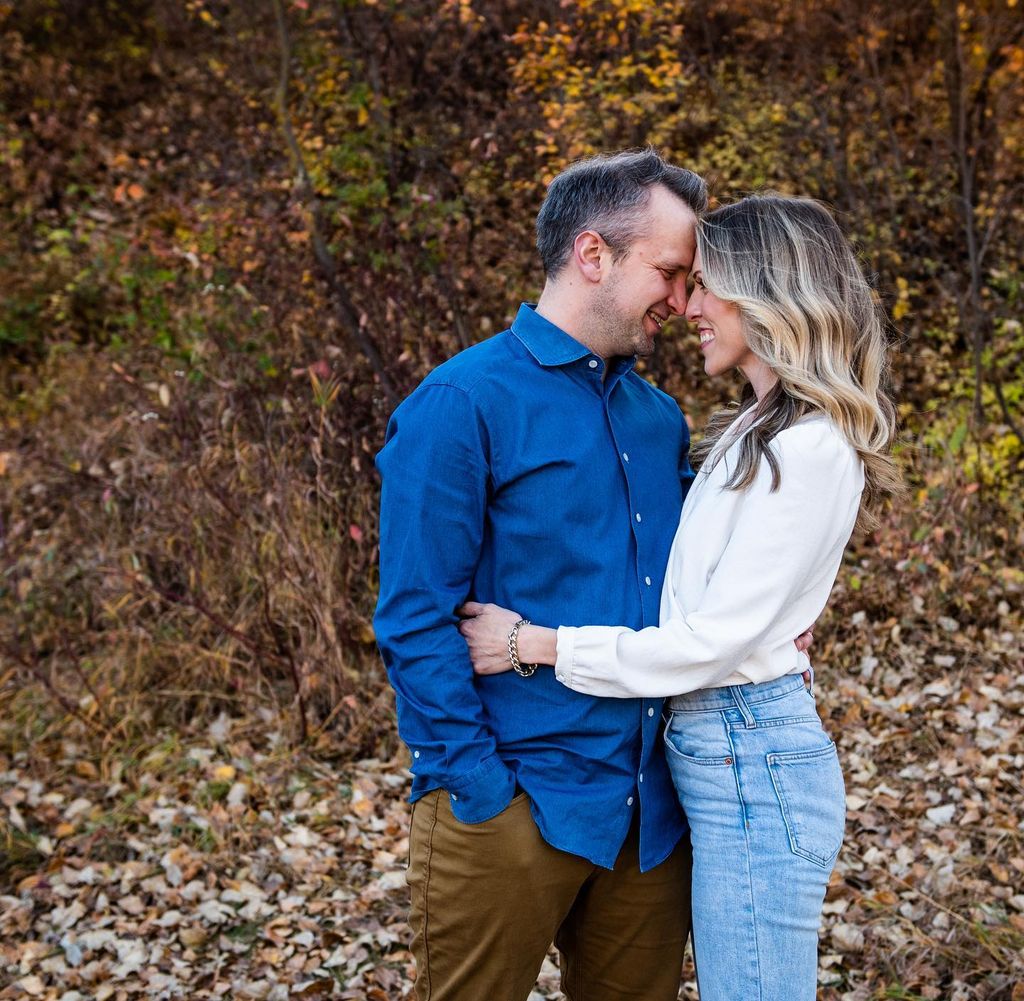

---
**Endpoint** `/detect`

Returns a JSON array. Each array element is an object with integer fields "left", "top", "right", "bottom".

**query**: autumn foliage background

[{"left": 1, "top": 1, "right": 1023, "bottom": 999}]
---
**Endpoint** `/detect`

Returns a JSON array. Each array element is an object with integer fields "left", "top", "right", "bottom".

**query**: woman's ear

[{"left": 572, "top": 230, "right": 606, "bottom": 284}]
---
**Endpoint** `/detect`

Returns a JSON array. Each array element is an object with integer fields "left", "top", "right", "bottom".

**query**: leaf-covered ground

[{"left": 2, "top": 605, "right": 1023, "bottom": 1001}]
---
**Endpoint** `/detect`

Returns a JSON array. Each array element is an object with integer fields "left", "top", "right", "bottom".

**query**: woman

[{"left": 457, "top": 194, "right": 900, "bottom": 1000}]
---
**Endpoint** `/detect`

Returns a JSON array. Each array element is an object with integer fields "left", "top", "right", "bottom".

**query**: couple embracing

[{"left": 374, "top": 149, "right": 899, "bottom": 1000}]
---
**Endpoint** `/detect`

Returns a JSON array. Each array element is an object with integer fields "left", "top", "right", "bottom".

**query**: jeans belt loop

[{"left": 730, "top": 685, "right": 757, "bottom": 729}]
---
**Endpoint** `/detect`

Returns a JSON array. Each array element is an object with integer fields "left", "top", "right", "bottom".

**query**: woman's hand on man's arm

[{"left": 457, "top": 602, "right": 558, "bottom": 675}]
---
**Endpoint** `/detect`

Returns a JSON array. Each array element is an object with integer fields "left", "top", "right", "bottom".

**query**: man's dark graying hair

[{"left": 536, "top": 148, "right": 708, "bottom": 278}]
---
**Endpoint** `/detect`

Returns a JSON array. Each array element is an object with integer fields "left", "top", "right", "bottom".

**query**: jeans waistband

[{"left": 666, "top": 672, "right": 807, "bottom": 714}]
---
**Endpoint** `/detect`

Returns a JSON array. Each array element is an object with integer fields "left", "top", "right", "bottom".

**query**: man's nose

[{"left": 666, "top": 274, "right": 689, "bottom": 316}]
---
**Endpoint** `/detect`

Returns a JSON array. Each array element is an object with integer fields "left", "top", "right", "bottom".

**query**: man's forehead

[
  {"left": 645, "top": 214, "right": 697, "bottom": 252},
  {"left": 648, "top": 240, "right": 695, "bottom": 271},
  {"left": 634, "top": 195, "right": 697, "bottom": 267}
]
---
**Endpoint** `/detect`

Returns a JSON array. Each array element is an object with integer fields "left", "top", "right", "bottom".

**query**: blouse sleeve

[{"left": 554, "top": 423, "right": 864, "bottom": 698}]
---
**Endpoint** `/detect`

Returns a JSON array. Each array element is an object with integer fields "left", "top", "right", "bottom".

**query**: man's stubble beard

[{"left": 592, "top": 279, "right": 655, "bottom": 360}]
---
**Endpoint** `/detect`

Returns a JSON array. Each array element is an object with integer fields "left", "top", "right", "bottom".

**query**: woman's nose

[{"left": 685, "top": 288, "right": 702, "bottom": 321}]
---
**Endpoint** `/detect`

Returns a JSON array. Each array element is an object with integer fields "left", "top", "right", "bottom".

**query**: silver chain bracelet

[{"left": 507, "top": 618, "right": 537, "bottom": 677}]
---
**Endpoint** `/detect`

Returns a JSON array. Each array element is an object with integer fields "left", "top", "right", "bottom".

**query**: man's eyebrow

[{"left": 653, "top": 260, "right": 692, "bottom": 273}]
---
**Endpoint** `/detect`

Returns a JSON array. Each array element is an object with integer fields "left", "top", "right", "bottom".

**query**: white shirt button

[
  {"left": 413, "top": 750, "right": 420, "bottom": 759},
  {"left": 645, "top": 576, "right": 652, "bottom": 586},
  {"left": 588, "top": 359, "right": 599, "bottom": 369},
  {"left": 451, "top": 793, "right": 458, "bottom": 801},
  {"left": 639, "top": 773, "right": 644, "bottom": 783},
  {"left": 647, "top": 707, "right": 655, "bottom": 717},
  {"left": 622, "top": 452, "right": 630, "bottom": 462},
  {"left": 627, "top": 796, "right": 634, "bottom": 806},
  {"left": 635, "top": 512, "right": 642, "bottom": 523}
]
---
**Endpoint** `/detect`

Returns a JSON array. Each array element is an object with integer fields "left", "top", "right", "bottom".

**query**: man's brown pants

[{"left": 407, "top": 789, "right": 692, "bottom": 1001}]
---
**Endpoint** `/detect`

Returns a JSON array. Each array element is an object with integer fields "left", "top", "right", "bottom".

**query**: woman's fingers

[{"left": 455, "top": 603, "right": 523, "bottom": 677}]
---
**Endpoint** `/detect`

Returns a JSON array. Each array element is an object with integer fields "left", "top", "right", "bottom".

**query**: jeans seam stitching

[
  {"left": 737, "top": 715, "right": 823, "bottom": 729},
  {"left": 732, "top": 731, "right": 764, "bottom": 1001}
]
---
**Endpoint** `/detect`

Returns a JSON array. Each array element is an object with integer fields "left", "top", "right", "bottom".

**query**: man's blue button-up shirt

[{"left": 374, "top": 303, "right": 694, "bottom": 871}]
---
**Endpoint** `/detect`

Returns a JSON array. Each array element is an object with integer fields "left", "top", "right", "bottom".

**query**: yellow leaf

[
  {"left": 179, "top": 927, "right": 208, "bottom": 948},
  {"left": 74, "top": 760, "right": 99, "bottom": 779}
]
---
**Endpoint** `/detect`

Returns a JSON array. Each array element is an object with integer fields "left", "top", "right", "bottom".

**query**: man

[{"left": 374, "top": 148, "right": 706, "bottom": 1000}]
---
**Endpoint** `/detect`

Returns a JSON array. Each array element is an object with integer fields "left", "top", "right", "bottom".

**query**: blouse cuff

[{"left": 554, "top": 626, "right": 577, "bottom": 688}]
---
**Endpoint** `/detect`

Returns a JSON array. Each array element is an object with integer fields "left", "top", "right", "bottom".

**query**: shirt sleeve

[
  {"left": 373, "top": 382, "right": 515, "bottom": 822},
  {"left": 554, "top": 424, "right": 863, "bottom": 698}
]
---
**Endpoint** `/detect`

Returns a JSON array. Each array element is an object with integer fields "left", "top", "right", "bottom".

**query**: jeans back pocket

[{"left": 766, "top": 742, "right": 846, "bottom": 868}]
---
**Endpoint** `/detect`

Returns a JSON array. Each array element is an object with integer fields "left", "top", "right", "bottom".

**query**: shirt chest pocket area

[{"left": 492, "top": 450, "right": 625, "bottom": 538}]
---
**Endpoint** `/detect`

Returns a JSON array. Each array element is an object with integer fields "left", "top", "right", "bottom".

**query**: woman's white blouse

[{"left": 554, "top": 415, "right": 865, "bottom": 697}]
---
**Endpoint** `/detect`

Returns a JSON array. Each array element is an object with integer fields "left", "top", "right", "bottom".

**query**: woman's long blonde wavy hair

[{"left": 689, "top": 194, "right": 901, "bottom": 531}]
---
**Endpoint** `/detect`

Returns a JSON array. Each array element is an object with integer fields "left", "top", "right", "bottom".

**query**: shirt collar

[{"left": 510, "top": 303, "right": 598, "bottom": 367}]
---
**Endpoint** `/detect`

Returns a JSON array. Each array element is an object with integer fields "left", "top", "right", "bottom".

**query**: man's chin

[
  {"left": 633, "top": 334, "right": 657, "bottom": 358},
  {"left": 608, "top": 322, "right": 655, "bottom": 358}
]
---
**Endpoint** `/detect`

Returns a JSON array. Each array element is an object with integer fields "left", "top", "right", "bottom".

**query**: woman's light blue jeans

[{"left": 664, "top": 673, "right": 845, "bottom": 1001}]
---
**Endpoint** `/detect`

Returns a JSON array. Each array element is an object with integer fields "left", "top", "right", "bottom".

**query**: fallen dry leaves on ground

[
  {"left": 2, "top": 596, "right": 1022, "bottom": 1001},
  {"left": 1, "top": 714, "right": 419, "bottom": 1001}
]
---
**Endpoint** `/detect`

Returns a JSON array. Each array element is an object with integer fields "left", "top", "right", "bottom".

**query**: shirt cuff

[{"left": 445, "top": 754, "right": 517, "bottom": 824}]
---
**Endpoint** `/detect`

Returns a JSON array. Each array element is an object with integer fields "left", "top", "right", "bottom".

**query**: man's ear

[{"left": 572, "top": 230, "right": 606, "bottom": 284}]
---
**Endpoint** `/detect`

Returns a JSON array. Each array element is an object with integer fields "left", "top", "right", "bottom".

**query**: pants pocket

[
  {"left": 766, "top": 742, "right": 846, "bottom": 868},
  {"left": 663, "top": 713, "right": 733, "bottom": 765}
]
